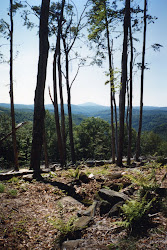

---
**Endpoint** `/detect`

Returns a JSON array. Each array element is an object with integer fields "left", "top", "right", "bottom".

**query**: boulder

[
  {"left": 79, "top": 172, "right": 89, "bottom": 183},
  {"left": 22, "top": 174, "right": 33, "bottom": 182},
  {"left": 74, "top": 215, "right": 93, "bottom": 230},
  {"left": 107, "top": 201, "right": 124, "bottom": 217},
  {"left": 98, "top": 189, "right": 129, "bottom": 206},
  {"left": 57, "top": 196, "right": 83, "bottom": 207},
  {"left": 99, "top": 200, "right": 112, "bottom": 216},
  {"left": 75, "top": 201, "right": 97, "bottom": 230},
  {"left": 106, "top": 172, "right": 123, "bottom": 180},
  {"left": 78, "top": 201, "right": 97, "bottom": 217},
  {"left": 61, "top": 239, "right": 84, "bottom": 249},
  {"left": 102, "top": 182, "right": 122, "bottom": 191}
]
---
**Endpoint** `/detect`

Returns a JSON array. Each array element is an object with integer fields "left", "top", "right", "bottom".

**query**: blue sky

[{"left": 0, "top": 0, "right": 167, "bottom": 107}]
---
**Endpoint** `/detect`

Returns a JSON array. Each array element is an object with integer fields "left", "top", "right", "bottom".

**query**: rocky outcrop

[
  {"left": 98, "top": 189, "right": 129, "bottom": 206},
  {"left": 75, "top": 201, "right": 97, "bottom": 230}
]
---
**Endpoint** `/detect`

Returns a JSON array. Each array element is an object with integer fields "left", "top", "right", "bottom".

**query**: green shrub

[
  {"left": 118, "top": 195, "right": 154, "bottom": 233},
  {"left": 8, "top": 189, "right": 18, "bottom": 197},
  {"left": 47, "top": 202, "right": 78, "bottom": 244},
  {"left": 67, "top": 167, "right": 80, "bottom": 179},
  {"left": 8, "top": 177, "right": 20, "bottom": 184},
  {"left": 0, "top": 183, "right": 5, "bottom": 193},
  {"left": 125, "top": 169, "right": 159, "bottom": 196}
]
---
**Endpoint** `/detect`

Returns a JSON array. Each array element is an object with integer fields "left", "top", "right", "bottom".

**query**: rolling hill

[{"left": 0, "top": 103, "right": 167, "bottom": 139}]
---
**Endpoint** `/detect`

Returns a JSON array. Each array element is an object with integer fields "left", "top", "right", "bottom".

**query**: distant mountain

[
  {"left": 0, "top": 103, "right": 34, "bottom": 111},
  {"left": 0, "top": 103, "right": 167, "bottom": 138},
  {"left": 78, "top": 102, "right": 104, "bottom": 107}
]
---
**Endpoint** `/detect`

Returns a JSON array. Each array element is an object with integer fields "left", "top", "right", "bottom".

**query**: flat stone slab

[
  {"left": 78, "top": 201, "right": 97, "bottom": 217},
  {"left": 74, "top": 215, "right": 93, "bottom": 230},
  {"left": 98, "top": 189, "right": 129, "bottom": 206},
  {"left": 57, "top": 196, "right": 83, "bottom": 206},
  {"left": 61, "top": 239, "right": 84, "bottom": 249},
  {"left": 106, "top": 172, "right": 123, "bottom": 180}
]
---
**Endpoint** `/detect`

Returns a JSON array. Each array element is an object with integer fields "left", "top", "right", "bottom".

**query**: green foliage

[
  {"left": 140, "top": 131, "right": 162, "bottom": 156},
  {"left": 107, "top": 237, "right": 137, "bottom": 250},
  {"left": 8, "top": 189, "right": 18, "bottom": 197},
  {"left": 74, "top": 117, "right": 112, "bottom": 160},
  {"left": 44, "top": 110, "right": 59, "bottom": 163},
  {"left": 0, "top": 114, "right": 14, "bottom": 168},
  {"left": 125, "top": 169, "right": 159, "bottom": 195},
  {"left": 118, "top": 195, "right": 154, "bottom": 232},
  {"left": 47, "top": 202, "right": 78, "bottom": 243},
  {"left": 67, "top": 167, "right": 80, "bottom": 179},
  {"left": 0, "top": 183, "right": 5, "bottom": 193},
  {"left": 7, "top": 177, "right": 20, "bottom": 184}
]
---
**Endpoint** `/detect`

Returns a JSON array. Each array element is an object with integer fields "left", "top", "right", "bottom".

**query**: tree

[
  {"left": 117, "top": 0, "right": 130, "bottom": 166},
  {"left": 30, "top": 0, "right": 50, "bottom": 177},
  {"left": 127, "top": 8, "right": 133, "bottom": 166},
  {"left": 75, "top": 117, "right": 111, "bottom": 160},
  {"left": 9, "top": 0, "right": 19, "bottom": 171},
  {"left": 61, "top": 0, "right": 88, "bottom": 164},
  {"left": 0, "top": 1, "right": 24, "bottom": 171},
  {"left": 87, "top": 0, "right": 117, "bottom": 163},
  {"left": 136, "top": 0, "right": 147, "bottom": 161}
]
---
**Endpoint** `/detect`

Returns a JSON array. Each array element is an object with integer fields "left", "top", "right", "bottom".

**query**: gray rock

[
  {"left": 74, "top": 215, "right": 93, "bottom": 230},
  {"left": 106, "top": 172, "right": 123, "bottom": 180},
  {"left": 98, "top": 189, "right": 129, "bottom": 206},
  {"left": 22, "top": 174, "right": 33, "bottom": 182},
  {"left": 122, "top": 185, "right": 135, "bottom": 196},
  {"left": 79, "top": 172, "right": 89, "bottom": 183},
  {"left": 61, "top": 239, "right": 84, "bottom": 249},
  {"left": 78, "top": 201, "right": 97, "bottom": 217},
  {"left": 57, "top": 196, "right": 83, "bottom": 206},
  {"left": 107, "top": 201, "right": 124, "bottom": 217},
  {"left": 99, "top": 200, "right": 112, "bottom": 216}
]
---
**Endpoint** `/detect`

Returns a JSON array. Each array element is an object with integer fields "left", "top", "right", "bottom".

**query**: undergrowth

[
  {"left": 47, "top": 202, "right": 78, "bottom": 244},
  {"left": 117, "top": 194, "right": 154, "bottom": 233}
]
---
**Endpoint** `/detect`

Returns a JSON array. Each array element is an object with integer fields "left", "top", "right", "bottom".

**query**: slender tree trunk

[
  {"left": 56, "top": 0, "right": 66, "bottom": 165},
  {"left": 10, "top": 0, "right": 19, "bottom": 171},
  {"left": 136, "top": 0, "right": 147, "bottom": 161},
  {"left": 104, "top": 3, "right": 115, "bottom": 163},
  {"left": 117, "top": 0, "right": 130, "bottom": 166},
  {"left": 57, "top": 39, "right": 66, "bottom": 165},
  {"left": 127, "top": 15, "right": 133, "bottom": 166},
  {"left": 30, "top": 0, "right": 50, "bottom": 177},
  {"left": 43, "top": 122, "right": 49, "bottom": 168},
  {"left": 113, "top": 94, "right": 118, "bottom": 158},
  {"left": 65, "top": 51, "right": 76, "bottom": 164},
  {"left": 52, "top": 52, "right": 65, "bottom": 166}
]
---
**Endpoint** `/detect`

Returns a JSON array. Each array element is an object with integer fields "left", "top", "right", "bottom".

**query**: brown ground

[{"left": 0, "top": 163, "right": 167, "bottom": 249}]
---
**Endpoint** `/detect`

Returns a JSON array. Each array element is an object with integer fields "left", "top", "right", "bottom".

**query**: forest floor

[{"left": 0, "top": 161, "right": 167, "bottom": 249}]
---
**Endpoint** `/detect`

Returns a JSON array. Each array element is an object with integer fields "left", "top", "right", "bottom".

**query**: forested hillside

[{"left": 1, "top": 103, "right": 167, "bottom": 140}]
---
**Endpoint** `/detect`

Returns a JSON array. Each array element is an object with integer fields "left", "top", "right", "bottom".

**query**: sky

[{"left": 0, "top": 0, "right": 167, "bottom": 107}]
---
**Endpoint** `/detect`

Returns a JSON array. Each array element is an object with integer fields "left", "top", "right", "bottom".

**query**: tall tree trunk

[
  {"left": 10, "top": 0, "right": 19, "bottom": 171},
  {"left": 113, "top": 94, "right": 118, "bottom": 158},
  {"left": 65, "top": 51, "right": 76, "bottom": 164},
  {"left": 104, "top": 3, "right": 115, "bottom": 163},
  {"left": 56, "top": 0, "right": 66, "bottom": 165},
  {"left": 52, "top": 52, "right": 65, "bottom": 166},
  {"left": 127, "top": 14, "right": 133, "bottom": 166},
  {"left": 30, "top": 0, "right": 50, "bottom": 177},
  {"left": 117, "top": 0, "right": 130, "bottom": 166},
  {"left": 136, "top": 0, "right": 147, "bottom": 161},
  {"left": 57, "top": 34, "right": 66, "bottom": 165}
]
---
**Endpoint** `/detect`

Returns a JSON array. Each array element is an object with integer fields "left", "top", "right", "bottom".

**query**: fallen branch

[{"left": 0, "top": 121, "right": 27, "bottom": 143}]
